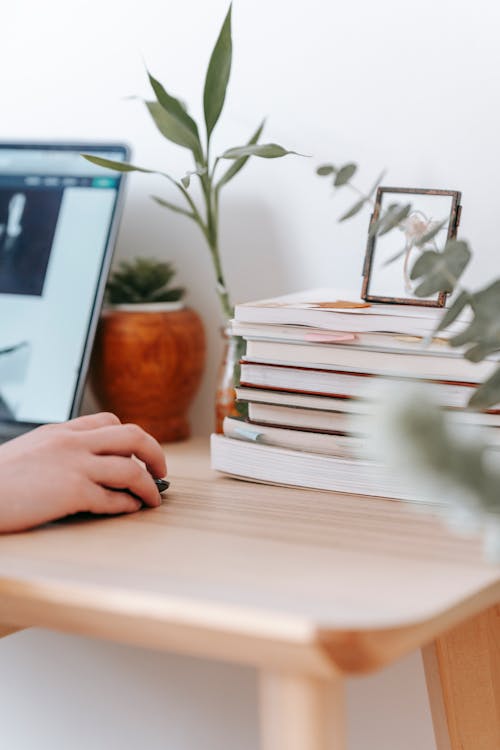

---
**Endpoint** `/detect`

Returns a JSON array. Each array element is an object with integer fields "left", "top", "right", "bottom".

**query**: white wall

[{"left": 2, "top": 0, "right": 499, "bottom": 746}]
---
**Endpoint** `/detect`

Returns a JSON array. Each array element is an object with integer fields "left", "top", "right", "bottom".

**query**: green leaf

[
  {"left": 378, "top": 203, "right": 412, "bottom": 236},
  {"left": 316, "top": 164, "right": 335, "bottom": 176},
  {"left": 221, "top": 143, "right": 304, "bottom": 159},
  {"left": 146, "top": 101, "right": 202, "bottom": 156},
  {"left": 368, "top": 202, "right": 410, "bottom": 238},
  {"left": 149, "top": 286, "right": 185, "bottom": 303},
  {"left": 83, "top": 154, "right": 189, "bottom": 201},
  {"left": 151, "top": 195, "right": 194, "bottom": 218},
  {"left": 216, "top": 119, "right": 265, "bottom": 190},
  {"left": 147, "top": 70, "right": 201, "bottom": 148},
  {"left": 436, "top": 291, "right": 472, "bottom": 334},
  {"left": 203, "top": 4, "right": 232, "bottom": 140},
  {"left": 106, "top": 258, "right": 185, "bottom": 305},
  {"left": 334, "top": 163, "right": 357, "bottom": 187},
  {"left": 367, "top": 170, "right": 386, "bottom": 197},
  {"left": 449, "top": 280, "right": 500, "bottom": 357},
  {"left": 415, "top": 218, "right": 448, "bottom": 247},
  {"left": 82, "top": 154, "right": 153, "bottom": 173},
  {"left": 338, "top": 198, "right": 366, "bottom": 222},
  {"left": 469, "top": 366, "right": 500, "bottom": 409},
  {"left": 410, "top": 240, "right": 471, "bottom": 297},
  {"left": 465, "top": 342, "right": 500, "bottom": 363},
  {"left": 382, "top": 247, "right": 409, "bottom": 267},
  {"left": 179, "top": 166, "right": 206, "bottom": 189}
]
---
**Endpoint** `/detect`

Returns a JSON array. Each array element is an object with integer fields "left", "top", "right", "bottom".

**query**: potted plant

[
  {"left": 90, "top": 257, "right": 205, "bottom": 443},
  {"left": 83, "top": 3, "right": 303, "bottom": 430}
]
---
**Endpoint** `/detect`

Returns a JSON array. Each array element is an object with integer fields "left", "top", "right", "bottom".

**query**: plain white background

[{"left": 1, "top": 0, "right": 499, "bottom": 746}]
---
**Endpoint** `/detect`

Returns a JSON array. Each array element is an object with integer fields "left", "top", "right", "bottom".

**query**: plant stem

[{"left": 197, "top": 163, "right": 233, "bottom": 321}]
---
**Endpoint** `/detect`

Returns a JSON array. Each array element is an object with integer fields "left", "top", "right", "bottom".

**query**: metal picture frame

[{"left": 361, "top": 187, "right": 462, "bottom": 307}]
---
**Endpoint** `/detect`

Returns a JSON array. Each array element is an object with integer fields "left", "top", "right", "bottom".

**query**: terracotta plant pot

[{"left": 90, "top": 303, "right": 206, "bottom": 442}]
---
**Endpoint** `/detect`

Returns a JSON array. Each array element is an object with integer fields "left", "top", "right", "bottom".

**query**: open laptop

[{"left": 0, "top": 142, "right": 129, "bottom": 442}]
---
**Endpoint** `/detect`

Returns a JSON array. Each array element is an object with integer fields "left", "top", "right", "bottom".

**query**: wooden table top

[{"left": 1, "top": 437, "right": 499, "bottom": 678}]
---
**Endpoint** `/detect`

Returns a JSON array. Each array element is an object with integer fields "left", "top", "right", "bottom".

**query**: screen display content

[{"left": 0, "top": 145, "right": 126, "bottom": 425}]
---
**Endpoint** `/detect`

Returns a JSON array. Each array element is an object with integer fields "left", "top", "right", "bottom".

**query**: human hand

[{"left": 0, "top": 412, "right": 167, "bottom": 533}]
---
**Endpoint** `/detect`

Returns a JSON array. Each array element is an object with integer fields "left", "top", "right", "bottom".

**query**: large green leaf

[
  {"left": 82, "top": 154, "right": 154, "bottom": 173},
  {"left": 82, "top": 154, "right": 186, "bottom": 192},
  {"left": 410, "top": 239, "right": 471, "bottom": 297},
  {"left": 216, "top": 119, "right": 265, "bottom": 190},
  {"left": 469, "top": 366, "right": 500, "bottom": 409},
  {"left": 221, "top": 143, "right": 303, "bottom": 159},
  {"left": 334, "top": 163, "right": 357, "bottom": 187},
  {"left": 415, "top": 218, "right": 448, "bottom": 247},
  {"left": 449, "top": 280, "right": 500, "bottom": 359},
  {"left": 436, "top": 290, "right": 472, "bottom": 333},
  {"left": 378, "top": 203, "right": 412, "bottom": 236},
  {"left": 203, "top": 4, "right": 232, "bottom": 140},
  {"left": 146, "top": 101, "right": 202, "bottom": 156},
  {"left": 368, "top": 202, "right": 411, "bottom": 237},
  {"left": 147, "top": 70, "right": 202, "bottom": 159}
]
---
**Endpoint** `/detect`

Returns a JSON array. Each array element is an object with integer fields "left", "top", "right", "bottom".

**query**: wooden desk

[{"left": 0, "top": 438, "right": 499, "bottom": 750}]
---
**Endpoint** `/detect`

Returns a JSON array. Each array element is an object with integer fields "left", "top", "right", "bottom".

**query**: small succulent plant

[{"left": 106, "top": 257, "right": 185, "bottom": 305}]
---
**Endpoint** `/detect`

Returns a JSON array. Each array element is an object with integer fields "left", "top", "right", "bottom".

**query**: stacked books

[{"left": 211, "top": 288, "right": 500, "bottom": 501}]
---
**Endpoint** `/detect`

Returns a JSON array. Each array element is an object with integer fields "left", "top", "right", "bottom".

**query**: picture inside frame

[{"left": 362, "top": 188, "right": 461, "bottom": 307}]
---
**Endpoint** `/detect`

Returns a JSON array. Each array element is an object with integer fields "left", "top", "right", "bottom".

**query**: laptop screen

[{"left": 0, "top": 143, "right": 128, "bottom": 426}]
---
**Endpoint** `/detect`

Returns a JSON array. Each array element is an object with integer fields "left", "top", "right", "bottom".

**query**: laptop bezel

[{"left": 0, "top": 141, "right": 130, "bottom": 432}]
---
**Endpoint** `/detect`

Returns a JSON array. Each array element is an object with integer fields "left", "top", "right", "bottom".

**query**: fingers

[
  {"left": 89, "top": 456, "right": 161, "bottom": 508},
  {"left": 65, "top": 413, "right": 121, "bottom": 431},
  {"left": 87, "top": 487, "right": 143, "bottom": 516},
  {"left": 82, "top": 424, "right": 167, "bottom": 478}
]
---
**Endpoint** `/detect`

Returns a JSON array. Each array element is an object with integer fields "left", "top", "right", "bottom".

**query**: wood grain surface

[
  {"left": 424, "top": 605, "right": 500, "bottom": 750},
  {"left": 0, "top": 438, "right": 499, "bottom": 676}
]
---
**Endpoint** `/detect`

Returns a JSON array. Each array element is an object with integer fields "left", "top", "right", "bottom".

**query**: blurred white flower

[
  {"left": 352, "top": 382, "right": 500, "bottom": 563},
  {"left": 400, "top": 213, "right": 441, "bottom": 245}
]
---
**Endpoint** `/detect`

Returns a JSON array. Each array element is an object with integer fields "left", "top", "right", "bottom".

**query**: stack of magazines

[{"left": 211, "top": 288, "right": 500, "bottom": 501}]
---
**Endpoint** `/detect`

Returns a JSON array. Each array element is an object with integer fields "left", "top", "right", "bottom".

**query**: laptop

[{"left": 0, "top": 142, "right": 129, "bottom": 442}]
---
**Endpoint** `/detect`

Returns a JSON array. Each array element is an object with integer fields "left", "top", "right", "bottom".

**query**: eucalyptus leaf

[
  {"left": 146, "top": 101, "right": 201, "bottom": 155},
  {"left": 147, "top": 70, "right": 201, "bottom": 150},
  {"left": 469, "top": 366, "right": 500, "bottom": 409},
  {"left": 378, "top": 203, "right": 412, "bottom": 236},
  {"left": 436, "top": 290, "right": 472, "bottom": 333},
  {"left": 316, "top": 164, "right": 335, "bottom": 176},
  {"left": 368, "top": 202, "right": 409, "bottom": 238},
  {"left": 216, "top": 119, "right": 265, "bottom": 190},
  {"left": 203, "top": 4, "right": 232, "bottom": 139},
  {"left": 151, "top": 195, "right": 194, "bottom": 218},
  {"left": 449, "top": 280, "right": 500, "bottom": 358},
  {"left": 410, "top": 240, "right": 471, "bottom": 297},
  {"left": 465, "top": 342, "right": 500, "bottom": 363},
  {"left": 221, "top": 143, "right": 303, "bottom": 159},
  {"left": 334, "top": 163, "right": 357, "bottom": 187},
  {"left": 415, "top": 218, "right": 448, "bottom": 247},
  {"left": 368, "top": 170, "right": 386, "bottom": 197},
  {"left": 382, "top": 246, "right": 409, "bottom": 267},
  {"left": 338, "top": 198, "right": 366, "bottom": 222}
]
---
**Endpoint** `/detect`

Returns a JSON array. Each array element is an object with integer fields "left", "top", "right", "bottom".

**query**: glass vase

[{"left": 215, "top": 326, "right": 246, "bottom": 433}]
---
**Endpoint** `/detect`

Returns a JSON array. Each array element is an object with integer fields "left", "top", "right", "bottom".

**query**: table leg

[
  {"left": 422, "top": 605, "right": 500, "bottom": 750},
  {"left": 259, "top": 670, "right": 345, "bottom": 750}
]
